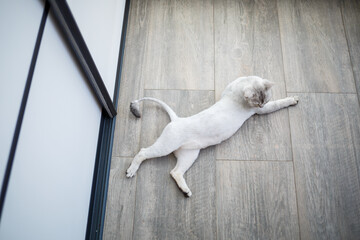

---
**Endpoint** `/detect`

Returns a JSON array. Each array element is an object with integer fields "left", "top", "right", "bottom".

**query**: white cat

[{"left": 126, "top": 76, "right": 298, "bottom": 197}]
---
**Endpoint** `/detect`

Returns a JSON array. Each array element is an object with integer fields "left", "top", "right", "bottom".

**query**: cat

[{"left": 126, "top": 76, "right": 299, "bottom": 197}]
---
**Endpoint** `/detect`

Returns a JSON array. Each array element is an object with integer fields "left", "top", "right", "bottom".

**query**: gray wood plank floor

[
  {"left": 134, "top": 90, "right": 216, "bottom": 240},
  {"left": 341, "top": 0, "right": 360, "bottom": 100},
  {"left": 103, "top": 157, "right": 137, "bottom": 240},
  {"left": 104, "top": 0, "right": 360, "bottom": 239},
  {"left": 133, "top": 0, "right": 214, "bottom": 90},
  {"left": 289, "top": 93, "right": 360, "bottom": 240},
  {"left": 278, "top": 0, "right": 356, "bottom": 93},
  {"left": 217, "top": 161, "right": 299, "bottom": 240}
]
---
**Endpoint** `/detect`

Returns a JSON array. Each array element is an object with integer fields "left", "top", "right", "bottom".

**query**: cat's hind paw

[
  {"left": 126, "top": 163, "right": 139, "bottom": 178},
  {"left": 184, "top": 190, "right": 192, "bottom": 198},
  {"left": 130, "top": 101, "right": 141, "bottom": 118}
]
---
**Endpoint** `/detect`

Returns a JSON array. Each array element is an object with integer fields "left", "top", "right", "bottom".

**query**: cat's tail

[{"left": 130, "top": 97, "right": 178, "bottom": 121}]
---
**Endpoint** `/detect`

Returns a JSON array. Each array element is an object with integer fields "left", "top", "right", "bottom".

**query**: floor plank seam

[
  {"left": 340, "top": 1, "right": 360, "bottom": 107},
  {"left": 143, "top": 88, "right": 215, "bottom": 92},
  {"left": 286, "top": 91, "right": 358, "bottom": 95},
  {"left": 112, "top": 155, "right": 135, "bottom": 159},
  {"left": 287, "top": 103, "right": 302, "bottom": 240},
  {"left": 131, "top": 175, "right": 138, "bottom": 240},
  {"left": 286, "top": 107, "right": 302, "bottom": 239},
  {"left": 213, "top": 0, "right": 216, "bottom": 100},
  {"left": 289, "top": 146, "right": 302, "bottom": 240},
  {"left": 276, "top": 0, "right": 289, "bottom": 96},
  {"left": 276, "top": 5, "right": 301, "bottom": 235},
  {"left": 215, "top": 159, "right": 293, "bottom": 162},
  {"left": 213, "top": 0, "right": 218, "bottom": 239},
  {"left": 279, "top": 1, "right": 302, "bottom": 227}
]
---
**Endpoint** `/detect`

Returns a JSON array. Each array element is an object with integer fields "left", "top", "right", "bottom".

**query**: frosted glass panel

[
  {"left": 0, "top": 0, "right": 44, "bottom": 192},
  {"left": 0, "top": 1, "right": 127, "bottom": 238},
  {"left": 0, "top": 15, "right": 101, "bottom": 240},
  {"left": 68, "top": 0, "right": 126, "bottom": 98}
]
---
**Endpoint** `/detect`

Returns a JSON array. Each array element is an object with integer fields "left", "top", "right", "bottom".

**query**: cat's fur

[{"left": 126, "top": 76, "right": 299, "bottom": 197}]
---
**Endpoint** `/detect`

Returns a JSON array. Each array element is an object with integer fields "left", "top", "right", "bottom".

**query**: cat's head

[{"left": 243, "top": 78, "right": 274, "bottom": 108}]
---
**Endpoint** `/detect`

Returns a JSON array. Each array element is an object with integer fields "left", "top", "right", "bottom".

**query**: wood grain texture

[
  {"left": 214, "top": 0, "right": 292, "bottom": 160},
  {"left": 133, "top": 90, "right": 216, "bottom": 240},
  {"left": 107, "top": 1, "right": 360, "bottom": 239},
  {"left": 103, "top": 157, "right": 137, "bottom": 240},
  {"left": 112, "top": 0, "right": 147, "bottom": 157},
  {"left": 134, "top": 0, "right": 214, "bottom": 90},
  {"left": 217, "top": 161, "right": 300, "bottom": 240},
  {"left": 289, "top": 93, "right": 360, "bottom": 239},
  {"left": 214, "top": 0, "right": 286, "bottom": 100},
  {"left": 278, "top": 0, "right": 356, "bottom": 93},
  {"left": 341, "top": 0, "right": 360, "bottom": 101}
]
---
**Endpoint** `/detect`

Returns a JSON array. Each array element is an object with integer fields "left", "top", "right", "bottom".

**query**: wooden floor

[{"left": 104, "top": 0, "right": 360, "bottom": 239}]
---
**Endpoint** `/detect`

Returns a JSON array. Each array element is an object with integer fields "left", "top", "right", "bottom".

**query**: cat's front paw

[{"left": 289, "top": 96, "right": 299, "bottom": 105}]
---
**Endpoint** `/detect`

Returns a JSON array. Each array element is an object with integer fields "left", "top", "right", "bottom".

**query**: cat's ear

[
  {"left": 263, "top": 79, "right": 275, "bottom": 90},
  {"left": 244, "top": 88, "right": 254, "bottom": 100}
]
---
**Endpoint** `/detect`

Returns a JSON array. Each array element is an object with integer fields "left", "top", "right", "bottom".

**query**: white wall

[
  {"left": 0, "top": 0, "right": 126, "bottom": 239},
  {"left": 0, "top": 0, "right": 44, "bottom": 191}
]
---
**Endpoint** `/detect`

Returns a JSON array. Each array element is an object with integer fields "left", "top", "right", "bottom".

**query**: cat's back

[{"left": 178, "top": 97, "right": 254, "bottom": 149}]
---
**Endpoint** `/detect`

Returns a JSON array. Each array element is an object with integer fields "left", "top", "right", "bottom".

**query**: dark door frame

[
  {"left": 86, "top": 0, "right": 131, "bottom": 238},
  {"left": 0, "top": 1, "right": 131, "bottom": 239}
]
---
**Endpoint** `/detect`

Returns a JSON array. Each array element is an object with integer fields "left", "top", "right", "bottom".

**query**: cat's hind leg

[
  {"left": 170, "top": 148, "right": 200, "bottom": 197},
  {"left": 126, "top": 124, "right": 182, "bottom": 177}
]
